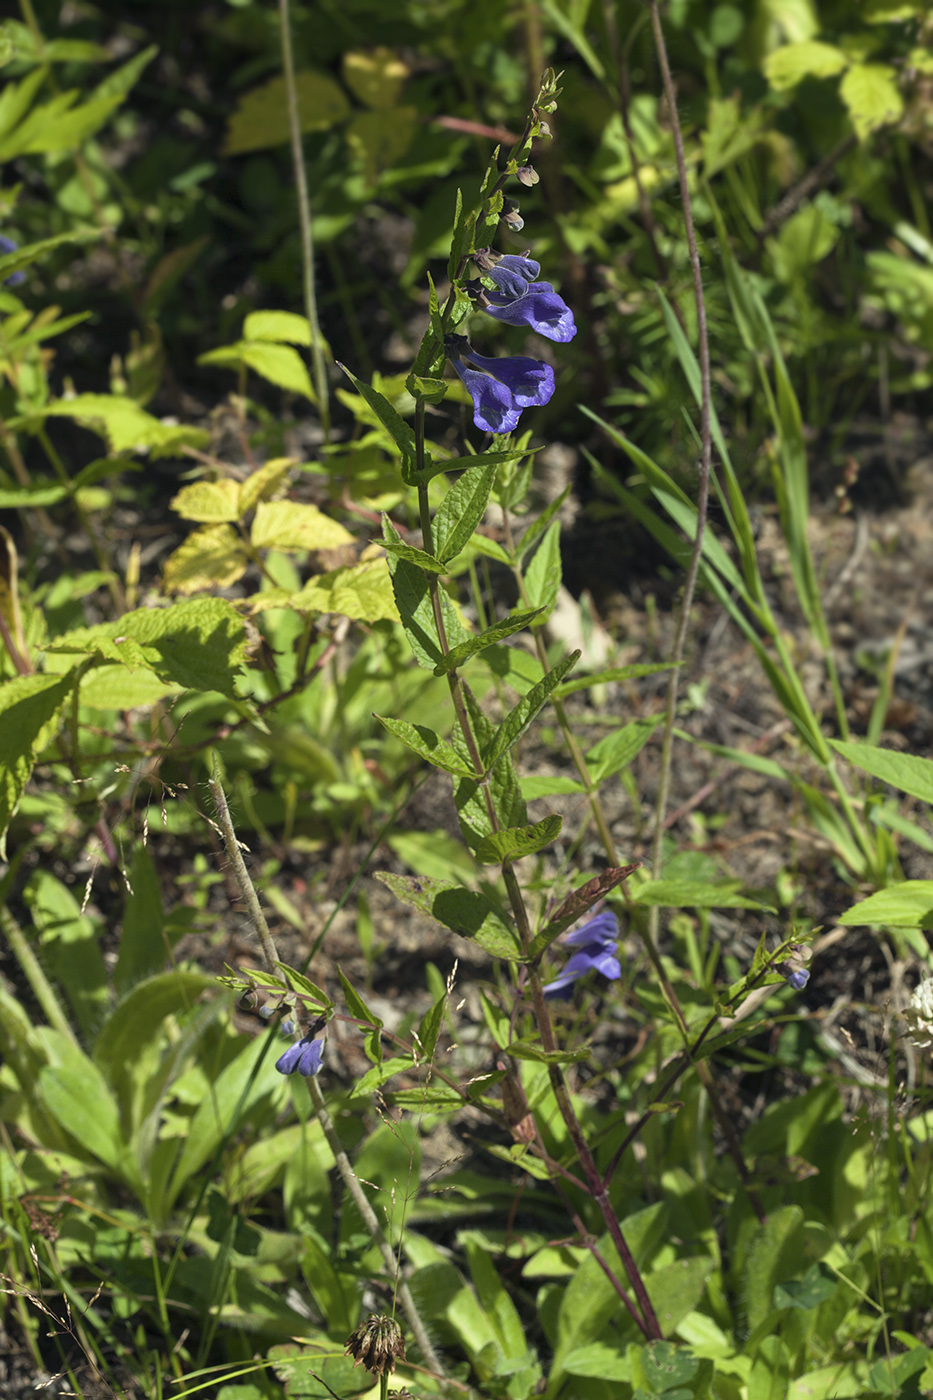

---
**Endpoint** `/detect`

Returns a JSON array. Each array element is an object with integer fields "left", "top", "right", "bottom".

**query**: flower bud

[
  {"left": 345, "top": 1314, "right": 406, "bottom": 1377},
  {"left": 516, "top": 165, "right": 539, "bottom": 187}
]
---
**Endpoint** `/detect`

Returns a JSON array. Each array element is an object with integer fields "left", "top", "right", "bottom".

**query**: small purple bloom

[
  {"left": 480, "top": 252, "right": 541, "bottom": 300},
  {"left": 783, "top": 967, "right": 810, "bottom": 991},
  {"left": 482, "top": 281, "right": 576, "bottom": 343},
  {"left": 543, "top": 909, "right": 621, "bottom": 1000},
  {"left": 0, "top": 235, "right": 26, "bottom": 287},
  {"left": 276, "top": 1032, "right": 325, "bottom": 1077},
  {"left": 451, "top": 346, "right": 555, "bottom": 435}
]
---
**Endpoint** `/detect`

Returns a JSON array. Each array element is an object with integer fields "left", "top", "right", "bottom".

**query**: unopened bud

[
  {"left": 502, "top": 204, "right": 524, "bottom": 232},
  {"left": 516, "top": 165, "right": 539, "bottom": 187}
]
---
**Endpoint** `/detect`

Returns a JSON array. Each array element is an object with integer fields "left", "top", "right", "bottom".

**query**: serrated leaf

[
  {"left": 482, "top": 651, "right": 579, "bottom": 773},
  {"left": 224, "top": 70, "right": 350, "bottom": 155},
  {"left": 238, "top": 458, "right": 293, "bottom": 516},
  {"left": 170, "top": 479, "right": 241, "bottom": 523},
  {"left": 162, "top": 524, "right": 249, "bottom": 594},
  {"left": 375, "top": 872, "right": 523, "bottom": 959},
  {"left": 587, "top": 714, "right": 665, "bottom": 784},
  {"left": 251, "top": 501, "right": 353, "bottom": 552},
  {"left": 507, "top": 1038, "right": 591, "bottom": 1064},
  {"left": 452, "top": 685, "right": 527, "bottom": 851},
  {"left": 375, "top": 716, "right": 475, "bottom": 778},
  {"left": 474, "top": 814, "right": 563, "bottom": 865},
  {"left": 0, "top": 671, "right": 75, "bottom": 853},
  {"left": 434, "top": 607, "right": 545, "bottom": 676},
  {"left": 433, "top": 463, "right": 498, "bottom": 565},
  {"left": 80, "top": 665, "right": 182, "bottom": 710},
  {"left": 830, "top": 739, "right": 933, "bottom": 805},
  {"left": 840, "top": 62, "right": 903, "bottom": 139},
  {"left": 279, "top": 559, "right": 398, "bottom": 623},
  {"left": 531, "top": 864, "right": 641, "bottom": 958},
  {"left": 388, "top": 554, "right": 469, "bottom": 670},
  {"left": 337, "top": 967, "right": 382, "bottom": 1035},
  {"left": 382, "top": 516, "right": 446, "bottom": 573}
]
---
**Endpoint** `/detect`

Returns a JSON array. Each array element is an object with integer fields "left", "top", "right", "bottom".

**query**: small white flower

[{"left": 906, "top": 978, "right": 933, "bottom": 1050}]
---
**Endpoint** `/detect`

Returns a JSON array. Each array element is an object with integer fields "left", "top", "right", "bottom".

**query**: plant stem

[
  {"left": 207, "top": 762, "right": 444, "bottom": 1376},
  {"left": 279, "top": 0, "right": 330, "bottom": 438},
  {"left": 0, "top": 904, "right": 79, "bottom": 1046}
]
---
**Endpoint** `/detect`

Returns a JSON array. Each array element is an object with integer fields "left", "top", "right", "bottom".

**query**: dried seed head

[{"left": 345, "top": 1314, "right": 406, "bottom": 1377}]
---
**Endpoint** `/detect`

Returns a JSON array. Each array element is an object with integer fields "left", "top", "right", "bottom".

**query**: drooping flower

[
  {"left": 275, "top": 1031, "right": 325, "bottom": 1077},
  {"left": 543, "top": 909, "right": 621, "bottom": 1000},
  {"left": 475, "top": 249, "right": 541, "bottom": 300},
  {"left": 482, "top": 280, "right": 576, "bottom": 343},
  {"left": 449, "top": 340, "right": 555, "bottom": 435}
]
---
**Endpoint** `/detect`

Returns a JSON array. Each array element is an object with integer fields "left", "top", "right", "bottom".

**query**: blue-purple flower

[
  {"left": 543, "top": 909, "right": 621, "bottom": 1000},
  {"left": 275, "top": 1031, "right": 325, "bottom": 1077},
  {"left": 479, "top": 251, "right": 541, "bottom": 300},
  {"left": 473, "top": 248, "right": 577, "bottom": 343},
  {"left": 0, "top": 235, "right": 26, "bottom": 288},
  {"left": 450, "top": 342, "right": 555, "bottom": 434}
]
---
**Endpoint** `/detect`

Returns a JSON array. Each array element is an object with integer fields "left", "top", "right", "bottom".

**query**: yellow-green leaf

[
  {"left": 762, "top": 41, "right": 848, "bottom": 91},
  {"left": 251, "top": 501, "right": 354, "bottom": 552},
  {"left": 80, "top": 665, "right": 183, "bottom": 710},
  {"left": 840, "top": 63, "right": 903, "bottom": 139},
  {"left": 289, "top": 559, "right": 399, "bottom": 622},
  {"left": 163, "top": 524, "right": 249, "bottom": 594},
  {"left": 45, "top": 394, "right": 208, "bottom": 457},
  {"left": 243, "top": 311, "right": 312, "bottom": 345},
  {"left": 239, "top": 342, "right": 315, "bottom": 401},
  {"left": 238, "top": 458, "right": 293, "bottom": 516},
  {"left": 345, "top": 107, "right": 418, "bottom": 182},
  {"left": 342, "top": 48, "right": 409, "bottom": 109},
  {"left": 223, "top": 70, "right": 350, "bottom": 155},
  {"left": 170, "top": 479, "right": 241, "bottom": 522}
]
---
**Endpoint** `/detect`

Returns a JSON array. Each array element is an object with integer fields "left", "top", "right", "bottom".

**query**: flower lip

[
  {"left": 275, "top": 1032, "right": 325, "bottom": 1077},
  {"left": 482, "top": 281, "right": 576, "bottom": 343},
  {"left": 449, "top": 342, "right": 555, "bottom": 435},
  {"left": 543, "top": 909, "right": 621, "bottom": 1000}
]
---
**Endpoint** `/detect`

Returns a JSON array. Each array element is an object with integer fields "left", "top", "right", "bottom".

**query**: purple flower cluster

[
  {"left": 449, "top": 250, "right": 575, "bottom": 435},
  {"left": 543, "top": 909, "right": 621, "bottom": 1000}
]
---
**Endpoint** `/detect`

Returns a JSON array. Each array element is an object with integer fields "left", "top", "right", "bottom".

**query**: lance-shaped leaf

[
  {"left": 523, "top": 518, "right": 561, "bottom": 624},
  {"left": 632, "top": 879, "right": 771, "bottom": 910},
  {"left": 388, "top": 554, "right": 469, "bottom": 670},
  {"left": 382, "top": 515, "right": 446, "bottom": 574},
  {"left": 506, "top": 1039, "right": 592, "bottom": 1065},
  {"left": 375, "top": 872, "right": 523, "bottom": 960},
  {"left": 587, "top": 714, "right": 665, "bottom": 784},
  {"left": 482, "top": 651, "right": 579, "bottom": 774},
  {"left": 530, "top": 864, "right": 641, "bottom": 958},
  {"left": 433, "top": 462, "right": 498, "bottom": 565},
  {"left": 434, "top": 607, "right": 545, "bottom": 676},
  {"left": 375, "top": 716, "right": 475, "bottom": 779},
  {"left": 475, "top": 814, "right": 563, "bottom": 866},
  {"left": 416, "top": 444, "right": 535, "bottom": 487},
  {"left": 452, "top": 684, "right": 526, "bottom": 852},
  {"left": 553, "top": 662, "right": 675, "bottom": 700}
]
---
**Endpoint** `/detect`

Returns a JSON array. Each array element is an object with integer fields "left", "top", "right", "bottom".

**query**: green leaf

[
  {"left": 0, "top": 229, "right": 97, "bottom": 281},
  {"left": 830, "top": 739, "right": 933, "bottom": 805},
  {"left": 531, "top": 864, "right": 641, "bottom": 958},
  {"left": 523, "top": 519, "right": 562, "bottom": 624},
  {"left": 434, "top": 607, "right": 545, "bottom": 676},
  {"left": 381, "top": 515, "right": 446, "bottom": 574},
  {"left": 773, "top": 1262, "right": 838, "bottom": 1311},
  {"left": 743, "top": 1207, "right": 804, "bottom": 1332},
  {"left": 37, "top": 1057, "right": 127, "bottom": 1175},
  {"left": 239, "top": 341, "right": 316, "bottom": 400},
  {"left": 339, "top": 363, "right": 416, "bottom": 467},
  {"left": 633, "top": 879, "right": 770, "bottom": 910},
  {"left": 840, "top": 62, "right": 903, "bottom": 140},
  {"left": 507, "top": 1038, "right": 591, "bottom": 1065},
  {"left": 170, "top": 480, "right": 241, "bottom": 523},
  {"left": 162, "top": 524, "right": 249, "bottom": 595},
  {"left": 646, "top": 1257, "right": 715, "bottom": 1338},
  {"left": 224, "top": 70, "right": 351, "bottom": 154},
  {"left": 452, "top": 685, "right": 527, "bottom": 852},
  {"left": 838, "top": 880, "right": 933, "bottom": 928},
  {"left": 474, "top": 814, "right": 563, "bottom": 865},
  {"left": 337, "top": 967, "right": 383, "bottom": 1063},
  {"left": 243, "top": 311, "right": 312, "bottom": 345},
  {"left": 762, "top": 40, "right": 848, "bottom": 91},
  {"left": 433, "top": 462, "right": 498, "bottom": 565},
  {"left": 417, "top": 991, "right": 447, "bottom": 1061},
  {"left": 387, "top": 554, "right": 469, "bottom": 670},
  {"left": 515, "top": 485, "right": 571, "bottom": 563},
  {"left": 45, "top": 393, "right": 208, "bottom": 457},
  {"left": 416, "top": 445, "right": 534, "bottom": 487},
  {"left": 251, "top": 501, "right": 353, "bottom": 551},
  {"left": 375, "top": 872, "right": 523, "bottom": 959},
  {"left": 49, "top": 598, "right": 247, "bottom": 698},
  {"left": 553, "top": 662, "right": 675, "bottom": 699},
  {"left": 520, "top": 774, "right": 586, "bottom": 800},
  {"left": 25, "top": 870, "right": 108, "bottom": 1039},
  {"left": 482, "top": 651, "right": 579, "bottom": 773},
  {"left": 587, "top": 715, "right": 665, "bottom": 784},
  {"left": 0, "top": 671, "right": 75, "bottom": 854},
  {"left": 375, "top": 716, "right": 475, "bottom": 778},
  {"left": 114, "top": 846, "right": 166, "bottom": 994},
  {"left": 448, "top": 185, "right": 475, "bottom": 284}
]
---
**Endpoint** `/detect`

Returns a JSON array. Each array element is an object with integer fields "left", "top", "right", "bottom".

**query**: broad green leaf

[
  {"left": 49, "top": 598, "right": 247, "bottom": 698},
  {"left": 170, "top": 479, "right": 241, "bottom": 523},
  {"left": 482, "top": 650, "right": 579, "bottom": 772},
  {"left": 465, "top": 1241, "right": 531, "bottom": 1364},
  {"left": 94, "top": 971, "right": 215, "bottom": 1070},
  {"left": 224, "top": 70, "right": 350, "bottom": 155},
  {"left": 831, "top": 739, "right": 933, "bottom": 805},
  {"left": 838, "top": 880, "right": 933, "bottom": 928},
  {"left": 251, "top": 501, "right": 353, "bottom": 551},
  {"left": 238, "top": 458, "right": 293, "bottom": 515},
  {"left": 640, "top": 1341, "right": 701, "bottom": 1392},
  {"left": 37, "top": 1058, "right": 127, "bottom": 1175},
  {"left": 562, "top": 1344, "right": 630, "bottom": 1380},
  {"left": 0, "top": 90, "right": 121, "bottom": 161},
  {"left": 375, "top": 872, "right": 523, "bottom": 960},
  {"left": 114, "top": 846, "right": 165, "bottom": 994},
  {"left": 434, "top": 607, "right": 545, "bottom": 676},
  {"left": 45, "top": 393, "right": 208, "bottom": 457},
  {"left": 243, "top": 311, "right": 312, "bottom": 345},
  {"left": 162, "top": 524, "right": 249, "bottom": 594},
  {"left": 25, "top": 870, "right": 108, "bottom": 1039},
  {"left": 743, "top": 1206, "right": 804, "bottom": 1332},
  {"left": 240, "top": 341, "right": 316, "bottom": 400},
  {"left": 587, "top": 714, "right": 665, "bottom": 784},
  {"left": 531, "top": 864, "right": 641, "bottom": 958},
  {"left": 474, "top": 814, "right": 563, "bottom": 865},
  {"left": 520, "top": 774, "right": 586, "bottom": 800},
  {"left": 452, "top": 685, "right": 527, "bottom": 851},
  {"left": 0, "top": 671, "right": 74, "bottom": 852},
  {"left": 80, "top": 665, "right": 182, "bottom": 710},
  {"left": 646, "top": 1257, "right": 714, "bottom": 1337},
  {"left": 523, "top": 518, "right": 562, "bottom": 624},
  {"left": 375, "top": 716, "right": 475, "bottom": 778},
  {"left": 762, "top": 41, "right": 847, "bottom": 91},
  {"left": 382, "top": 515, "right": 446, "bottom": 574},
  {"left": 773, "top": 1262, "right": 837, "bottom": 1311},
  {"left": 388, "top": 554, "right": 469, "bottom": 670},
  {"left": 433, "top": 463, "right": 498, "bottom": 565},
  {"left": 271, "top": 559, "right": 399, "bottom": 623},
  {"left": 840, "top": 62, "right": 903, "bottom": 140}
]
